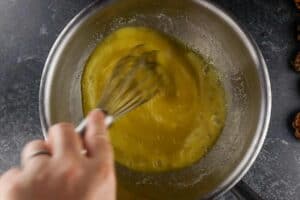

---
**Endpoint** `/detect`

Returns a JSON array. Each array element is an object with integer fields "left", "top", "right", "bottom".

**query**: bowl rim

[{"left": 39, "top": 0, "right": 272, "bottom": 198}]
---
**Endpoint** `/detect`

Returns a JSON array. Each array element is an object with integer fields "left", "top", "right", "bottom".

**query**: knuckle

[
  {"left": 58, "top": 159, "right": 83, "bottom": 179},
  {"left": 72, "top": 167, "right": 85, "bottom": 180},
  {"left": 23, "top": 140, "right": 45, "bottom": 152},
  {"left": 21, "top": 140, "right": 48, "bottom": 164},
  {"left": 23, "top": 141, "right": 35, "bottom": 151}
]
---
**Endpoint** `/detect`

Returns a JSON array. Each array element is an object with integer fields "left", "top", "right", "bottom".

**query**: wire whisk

[{"left": 76, "top": 45, "right": 162, "bottom": 134}]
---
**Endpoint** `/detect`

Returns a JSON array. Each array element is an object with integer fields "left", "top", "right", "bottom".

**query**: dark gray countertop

[{"left": 0, "top": 0, "right": 298, "bottom": 199}]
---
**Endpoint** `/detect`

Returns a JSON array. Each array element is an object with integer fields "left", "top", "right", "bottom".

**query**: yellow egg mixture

[{"left": 81, "top": 27, "right": 226, "bottom": 172}]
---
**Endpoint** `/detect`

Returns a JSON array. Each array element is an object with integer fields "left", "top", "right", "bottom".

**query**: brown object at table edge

[
  {"left": 292, "top": 112, "right": 300, "bottom": 139},
  {"left": 295, "top": 0, "right": 300, "bottom": 10},
  {"left": 293, "top": 52, "right": 300, "bottom": 72}
]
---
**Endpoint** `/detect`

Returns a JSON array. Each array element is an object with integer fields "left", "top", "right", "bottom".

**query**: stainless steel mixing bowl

[{"left": 39, "top": 0, "right": 272, "bottom": 199}]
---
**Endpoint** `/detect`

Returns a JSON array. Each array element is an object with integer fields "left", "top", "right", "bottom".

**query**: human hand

[{"left": 0, "top": 110, "right": 116, "bottom": 200}]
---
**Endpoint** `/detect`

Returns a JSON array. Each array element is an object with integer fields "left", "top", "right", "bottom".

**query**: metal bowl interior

[{"left": 39, "top": 0, "right": 271, "bottom": 199}]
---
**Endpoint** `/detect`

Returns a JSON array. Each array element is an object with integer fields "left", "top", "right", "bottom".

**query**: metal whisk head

[
  {"left": 76, "top": 45, "right": 162, "bottom": 134},
  {"left": 99, "top": 50, "right": 161, "bottom": 118}
]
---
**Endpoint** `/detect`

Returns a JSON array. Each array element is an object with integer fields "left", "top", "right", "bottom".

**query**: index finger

[
  {"left": 48, "top": 123, "right": 82, "bottom": 159},
  {"left": 84, "top": 110, "right": 114, "bottom": 166}
]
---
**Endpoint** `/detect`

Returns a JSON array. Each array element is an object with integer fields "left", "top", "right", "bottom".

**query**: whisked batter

[{"left": 81, "top": 27, "right": 227, "bottom": 172}]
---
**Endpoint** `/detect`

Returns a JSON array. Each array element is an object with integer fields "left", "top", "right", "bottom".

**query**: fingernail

[{"left": 94, "top": 108, "right": 103, "bottom": 113}]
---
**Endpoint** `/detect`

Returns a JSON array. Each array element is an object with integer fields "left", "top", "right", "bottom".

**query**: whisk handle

[{"left": 75, "top": 115, "right": 114, "bottom": 135}]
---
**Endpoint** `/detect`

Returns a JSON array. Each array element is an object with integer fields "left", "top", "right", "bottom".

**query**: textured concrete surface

[{"left": 0, "top": 0, "right": 298, "bottom": 199}]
